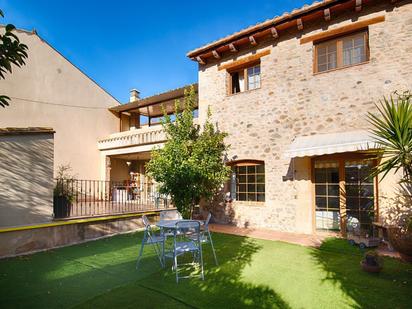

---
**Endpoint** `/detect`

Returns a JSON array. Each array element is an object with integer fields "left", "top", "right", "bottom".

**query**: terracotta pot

[
  {"left": 388, "top": 227, "right": 412, "bottom": 263},
  {"left": 360, "top": 261, "right": 383, "bottom": 273}
]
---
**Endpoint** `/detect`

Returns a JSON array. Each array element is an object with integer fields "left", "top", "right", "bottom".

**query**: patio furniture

[
  {"left": 156, "top": 219, "right": 205, "bottom": 268},
  {"left": 136, "top": 215, "right": 165, "bottom": 270},
  {"left": 160, "top": 210, "right": 183, "bottom": 220},
  {"left": 190, "top": 212, "right": 218, "bottom": 266},
  {"left": 159, "top": 210, "right": 183, "bottom": 239},
  {"left": 171, "top": 220, "right": 204, "bottom": 283}
]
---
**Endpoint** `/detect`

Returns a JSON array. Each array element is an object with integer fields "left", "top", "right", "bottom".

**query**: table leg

[{"left": 161, "top": 227, "right": 165, "bottom": 268}]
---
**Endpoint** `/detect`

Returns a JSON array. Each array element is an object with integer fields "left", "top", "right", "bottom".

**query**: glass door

[
  {"left": 313, "top": 158, "right": 376, "bottom": 234},
  {"left": 314, "top": 161, "right": 340, "bottom": 231},
  {"left": 345, "top": 160, "right": 375, "bottom": 236}
]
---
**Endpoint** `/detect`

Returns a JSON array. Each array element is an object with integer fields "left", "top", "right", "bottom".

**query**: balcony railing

[
  {"left": 98, "top": 126, "right": 166, "bottom": 150},
  {"left": 53, "top": 179, "right": 171, "bottom": 219}
]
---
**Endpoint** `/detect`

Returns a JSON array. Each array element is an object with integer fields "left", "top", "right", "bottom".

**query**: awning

[{"left": 285, "top": 130, "right": 378, "bottom": 158}]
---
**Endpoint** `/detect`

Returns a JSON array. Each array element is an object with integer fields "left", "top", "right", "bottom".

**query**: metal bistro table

[
  {"left": 156, "top": 219, "right": 204, "bottom": 230},
  {"left": 156, "top": 219, "right": 204, "bottom": 265}
]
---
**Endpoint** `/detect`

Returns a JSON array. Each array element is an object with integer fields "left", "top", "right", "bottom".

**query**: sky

[{"left": 0, "top": 0, "right": 312, "bottom": 103}]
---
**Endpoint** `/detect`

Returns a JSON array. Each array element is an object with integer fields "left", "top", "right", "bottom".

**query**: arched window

[{"left": 229, "top": 160, "right": 265, "bottom": 202}]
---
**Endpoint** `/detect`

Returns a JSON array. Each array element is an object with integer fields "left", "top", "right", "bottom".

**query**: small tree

[
  {"left": 368, "top": 91, "right": 412, "bottom": 230},
  {"left": 1, "top": 9, "right": 29, "bottom": 107},
  {"left": 368, "top": 91, "right": 412, "bottom": 182},
  {"left": 146, "top": 86, "right": 230, "bottom": 218}
]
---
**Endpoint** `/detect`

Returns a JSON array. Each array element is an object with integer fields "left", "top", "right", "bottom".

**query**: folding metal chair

[
  {"left": 160, "top": 210, "right": 183, "bottom": 220},
  {"left": 160, "top": 210, "right": 183, "bottom": 238},
  {"left": 136, "top": 215, "right": 165, "bottom": 269},
  {"left": 189, "top": 212, "right": 218, "bottom": 265},
  {"left": 172, "top": 220, "right": 204, "bottom": 283}
]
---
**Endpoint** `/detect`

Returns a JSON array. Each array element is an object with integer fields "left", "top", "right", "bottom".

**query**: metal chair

[
  {"left": 190, "top": 212, "right": 218, "bottom": 266},
  {"left": 160, "top": 210, "right": 183, "bottom": 220},
  {"left": 160, "top": 210, "right": 183, "bottom": 239},
  {"left": 136, "top": 215, "right": 165, "bottom": 269},
  {"left": 172, "top": 220, "right": 204, "bottom": 283}
]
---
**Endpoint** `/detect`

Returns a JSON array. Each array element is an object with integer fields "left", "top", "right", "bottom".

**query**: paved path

[
  {"left": 209, "top": 223, "right": 331, "bottom": 247},
  {"left": 209, "top": 223, "right": 402, "bottom": 258}
]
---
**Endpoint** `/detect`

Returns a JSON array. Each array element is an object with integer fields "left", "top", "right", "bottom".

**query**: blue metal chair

[
  {"left": 160, "top": 210, "right": 183, "bottom": 220},
  {"left": 171, "top": 220, "right": 204, "bottom": 283},
  {"left": 202, "top": 213, "right": 218, "bottom": 265},
  {"left": 136, "top": 215, "right": 165, "bottom": 269},
  {"left": 189, "top": 212, "right": 218, "bottom": 266},
  {"left": 160, "top": 210, "right": 183, "bottom": 239}
]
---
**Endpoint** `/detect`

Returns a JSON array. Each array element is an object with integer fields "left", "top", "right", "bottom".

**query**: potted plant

[
  {"left": 53, "top": 164, "right": 75, "bottom": 218},
  {"left": 361, "top": 250, "right": 383, "bottom": 273},
  {"left": 368, "top": 91, "right": 412, "bottom": 262}
]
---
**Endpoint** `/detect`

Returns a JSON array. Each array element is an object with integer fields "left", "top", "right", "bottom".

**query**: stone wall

[
  {"left": 0, "top": 213, "right": 159, "bottom": 258},
  {"left": 198, "top": 1, "right": 412, "bottom": 233}
]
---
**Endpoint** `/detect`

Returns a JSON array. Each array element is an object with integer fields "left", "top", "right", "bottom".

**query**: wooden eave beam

[
  {"left": 228, "top": 43, "right": 238, "bottom": 52},
  {"left": 300, "top": 15, "right": 385, "bottom": 44},
  {"left": 196, "top": 56, "right": 206, "bottom": 65},
  {"left": 355, "top": 0, "right": 362, "bottom": 12},
  {"left": 212, "top": 50, "right": 221, "bottom": 59},
  {"left": 324, "top": 8, "right": 331, "bottom": 21},
  {"left": 249, "top": 35, "right": 258, "bottom": 46},
  {"left": 297, "top": 18, "right": 303, "bottom": 30},
  {"left": 270, "top": 27, "right": 279, "bottom": 38}
]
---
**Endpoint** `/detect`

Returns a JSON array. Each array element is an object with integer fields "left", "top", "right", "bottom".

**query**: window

[
  {"left": 230, "top": 162, "right": 265, "bottom": 202},
  {"left": 229, "top": 63, "right": 261, "bottom": 94},
  {"left": 314, "top": 30, "right": 369, "bottom": 73}
]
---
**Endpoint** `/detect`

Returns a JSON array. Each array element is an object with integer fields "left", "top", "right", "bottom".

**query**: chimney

[{"left": 129, "top": 89, "right": 140, "bottom": 102}]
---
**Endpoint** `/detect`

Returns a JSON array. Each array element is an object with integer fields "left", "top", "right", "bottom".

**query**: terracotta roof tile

[{"left": 187, "top": 0, "right": 340, "bottom": 57}]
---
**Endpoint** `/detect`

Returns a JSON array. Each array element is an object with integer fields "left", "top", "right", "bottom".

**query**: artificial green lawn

[{"left": 0, "top": 231, "right": 411, "bottom": 308}]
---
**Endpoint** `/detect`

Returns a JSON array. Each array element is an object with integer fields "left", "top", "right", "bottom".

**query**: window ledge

[
  {"left": 227, "top": 87, "right": 261, "bottom": 97},
  {"left": 232, "top": 200, "right": 266, "bottom": 207},
  {"left": 313, "top": 61, "right": 369, "bottom": 76}
]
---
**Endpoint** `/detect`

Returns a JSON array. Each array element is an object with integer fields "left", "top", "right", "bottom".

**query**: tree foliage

[
  {"left": 0, "top": 9, "right": 29, "bottom": 107},
  {"left": 146, "top": 86, "right": 230, "bottom": 218},
  {"left": 368, "top": 91, "right": 412, "bottom": 182}
]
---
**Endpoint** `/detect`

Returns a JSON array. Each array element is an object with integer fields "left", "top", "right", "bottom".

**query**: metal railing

[{"left": 53, "top": 179, "right": 171, "bottom": 219}]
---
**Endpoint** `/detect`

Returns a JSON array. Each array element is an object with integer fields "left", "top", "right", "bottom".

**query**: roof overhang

[
  {"left": 187, "top": 0, "right": 388, "bottom": 64},
  {"left": 0, "top": 127, "right": 55, "bottom": 136},
  {"left": 285, "top": 130, "right": 379, "bottom": 158},
  {"left": 110, "top": 84, "right": 198, "bottom": 117}
]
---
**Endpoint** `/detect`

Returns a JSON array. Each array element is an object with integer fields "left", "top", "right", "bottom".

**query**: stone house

[
  {"left": 187, "top": 0, "right": 412, "bottom": 235},
  {"left": 1, "top": 0, "right": 411, "bottom": 237}
]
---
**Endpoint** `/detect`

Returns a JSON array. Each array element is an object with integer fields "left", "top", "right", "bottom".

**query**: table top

[{"left": 156, "top": 219, "right": 204, "bottom": 229}]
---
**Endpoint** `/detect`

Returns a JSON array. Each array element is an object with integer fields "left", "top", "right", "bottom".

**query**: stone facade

[{"left": 197, "top": 2, "right": 412, "bottom": 233}]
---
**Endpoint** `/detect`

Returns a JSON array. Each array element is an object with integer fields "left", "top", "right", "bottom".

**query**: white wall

[
  {"left": 0, "top": 133, "right": 54, "bottom": 227},
  {"left": 0, "top": 29, "right": 120, "bottom": 180}
]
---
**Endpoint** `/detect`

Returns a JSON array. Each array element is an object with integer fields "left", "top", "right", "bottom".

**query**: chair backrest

[
  {"left": 142, "top": 215, "right": 154, "bottom": 238},
  {"left": 174, "top": 220, "right": 201, "bottom": 240},
  {"left": 204, "top": 212, "right": 212, "bottom": 230},
  {"left": 160, "top": 210, "right": 182, "bottom": 220},
  {"left": 142, "top": 214, "right": 150, "bottom": 227}
]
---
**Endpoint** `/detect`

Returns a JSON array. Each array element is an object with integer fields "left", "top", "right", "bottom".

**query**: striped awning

[{"left": 285, "top": 130, "right": 378, "bottom": 158}]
